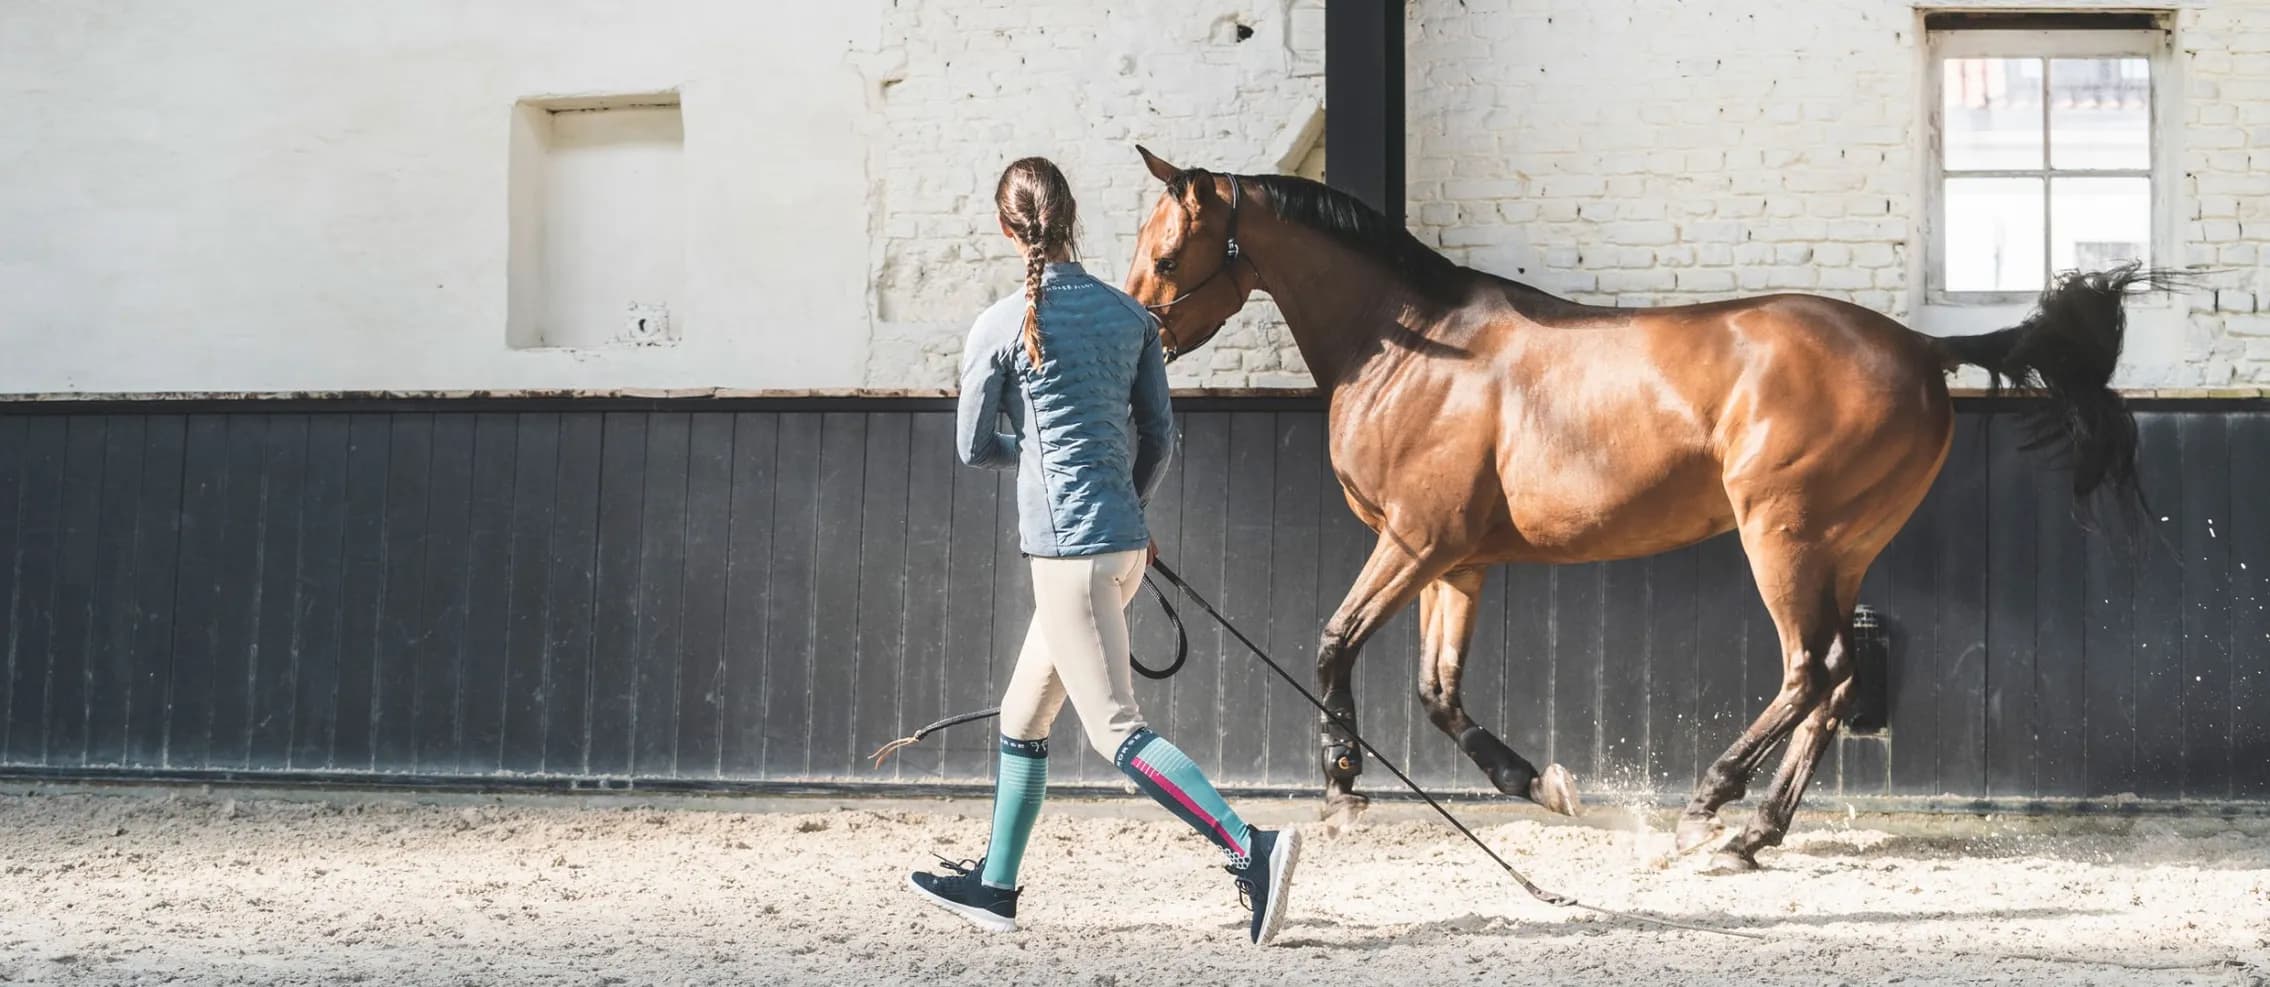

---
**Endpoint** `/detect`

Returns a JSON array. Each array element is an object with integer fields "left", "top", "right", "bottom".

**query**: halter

[{"left": 1144, "top": 175, "right": 1246, "bottom": 360}]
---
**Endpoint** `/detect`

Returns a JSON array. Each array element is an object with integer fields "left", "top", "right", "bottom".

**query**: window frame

[{"left": 1924, "top": 27, "right": 2171, "bottom": 307}]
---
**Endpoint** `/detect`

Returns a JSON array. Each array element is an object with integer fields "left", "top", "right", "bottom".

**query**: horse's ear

[{"left": 1137, "top": 145, "right": 1180, "bottom": 184}]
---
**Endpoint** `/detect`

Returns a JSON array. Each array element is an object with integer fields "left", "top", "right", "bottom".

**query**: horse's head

[{"left": 1124, "top": 146, "right": 1261, "bottom": 363}]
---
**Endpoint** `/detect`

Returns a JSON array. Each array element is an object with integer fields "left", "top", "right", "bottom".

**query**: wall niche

[{"left": 507, "top": 93, "right": 685, "bottom": 350}]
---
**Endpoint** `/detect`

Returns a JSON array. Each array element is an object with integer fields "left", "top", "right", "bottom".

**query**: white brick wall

[
  {"left": 865, "top": 0, "right": 2270, "bottom": 390},
  {"left": 2180, "top": 3, "right": 2270, "bottom": 383},
  {"left": 862, "top": 0, "right": 1324, "bottom": 390}
]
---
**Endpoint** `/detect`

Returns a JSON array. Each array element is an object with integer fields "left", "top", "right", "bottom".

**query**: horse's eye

[{"left": 1154, "top": 257, "right": 1177, "bottom": 275}]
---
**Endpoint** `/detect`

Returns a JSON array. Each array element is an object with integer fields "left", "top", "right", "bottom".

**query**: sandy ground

[{"left": 0, "top": 787, "right": 2263, "bottom": 986}]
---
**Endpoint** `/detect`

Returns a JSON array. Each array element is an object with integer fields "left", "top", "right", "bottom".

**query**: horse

[{"left": 1118, "top": 146, "right": 2161, "bottom": 872}]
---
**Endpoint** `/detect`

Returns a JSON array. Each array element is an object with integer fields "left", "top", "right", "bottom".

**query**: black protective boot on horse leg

[
  {"left": 1316, "top": 635, "right": 1368, "bottom": 832},
  {"left": 1418, "top": 569, "right": 1579, "bottom": 814}
]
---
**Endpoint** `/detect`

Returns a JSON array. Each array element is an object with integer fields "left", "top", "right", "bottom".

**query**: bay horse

[{"left": 1119, "top": 146, "right": 2158, "bottom": 871}]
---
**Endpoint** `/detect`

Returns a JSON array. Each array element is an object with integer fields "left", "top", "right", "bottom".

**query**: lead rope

[{"left": 872, "top": 559, "right": 1764, "bottom": 942}]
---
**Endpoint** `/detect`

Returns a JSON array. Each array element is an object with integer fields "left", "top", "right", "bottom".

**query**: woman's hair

[{"left": 994, "top": 157, "right": 1078, "bottom": 368}]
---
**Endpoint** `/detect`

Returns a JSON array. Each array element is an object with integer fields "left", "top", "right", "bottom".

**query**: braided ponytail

[
  {"left": 1020, "top": 234, "right": 1048, "bottom": 368},
  {"left": 995, "top": 158, "right": 1078, "bottom": 371}
]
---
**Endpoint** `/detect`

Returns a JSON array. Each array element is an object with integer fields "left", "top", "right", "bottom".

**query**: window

[{"left": 1927, "top": 20, "right": 2165, "bottom": 304}]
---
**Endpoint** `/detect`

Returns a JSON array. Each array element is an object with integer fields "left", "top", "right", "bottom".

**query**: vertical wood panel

[
  {"left": 2130, "top": 413, "right": 2185, "bottom": 797},
  {"left": 45, "top": 416, "right": 109, "bottom": 766},
  {"left": 6, "top": 418, "right": 68, "bottom": 763},
  {"left": 806, "top": 413, "right": 867, "bottom": 779},
  {"left": 674, "top": 413, "right": 735, "bottom": 779},
  {"left": 1173, "top": 413, "right": 1230, "bottom": 774},
  {"left": 499, "top": 414, "right": 559, "bottom": 774},
  {"left": 1601, "top": 559, "right": 1650, "bottom": 789},
  {"left": 1219, "top": 412, "right": 1276, "bottom": 783},
  {"left": 246, "top": 416, "right": 307, "bottom": 769},
  {"left": 719, "top": 413, "right": 779, "bottom": 780},
  {"left": 1502, "top": 560, "right": 1558, "bottom": 778},
  {"left": 2031, "top": 452, "right": 2088, "bottom": 797},
  {"left": 1883, "top": 482, "right": 1943, "bottom": 794},
  {"left": 204, "top": 416, "right": 272, "bottom": 770},
  {"left": 937, "top": 415, "right": 998, "bottom": 779},
  {"left": 289, "top": 414, "right": 351, "bottom": 770},
  {"left": 761, "top": 414, "right": 823, "bottom": 779},
  {"left": 125, "top": 417, "right": 187, "bottom": 768},
  {"left": 895, "top": 414, "right": 953, "bottom": 781},
  {"left": 586, "top": 412, "right": 649, "bottom": 776},
  {"left": 2177, "top": 415, "right": 2233, "bottom": 797},
  {"left": 86, "top": 416, "right": 145, "bottom": 766},
  {"left": 330, "top": 415, "right": 392, "bottom": 770},
  {"left": 632, "top": 413, "right": 692, "bottom": 777},
  {"left": 1550, "top": 564, "right": 1604, "bottom": 781},
  {"left": 2228, "top": 411, "right": 2269, "bottom": 799},
  {"left": 1983, "top": 414, "right": 2038, "bottom": 798},
  {"left": 162, "top": 416, "right": 229, "bottom": 769},
  {"left": 1264, "top": 413, "right": 1324, "bottom": 786},
  {"left": 458, "top": 413, "right": 520, "bottom": 774},
  {"left": 541, "top": 413, "right": 604, "bottom": 775},
  {"left": 850, "top": 414, "right": 910, "bottom": 784},
  {"left": 1934, "top": 420, "right": 1991, "bottom": 797},
  {"left": 1647, "top": 548, "right": 1701, "bottom": 792},
  {"left": 373, "top": 414, "right": 434, "bottom": 771},
  {"left": 0, "top": 417, "right": 25, "bottom": 762},
  {"left": 413, "top": 413, "right": 477, "bottom": 774}
]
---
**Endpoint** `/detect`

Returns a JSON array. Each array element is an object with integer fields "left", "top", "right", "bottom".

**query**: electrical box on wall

[{"left": 506, "top": 93, "right": 686, "bottom": 350}]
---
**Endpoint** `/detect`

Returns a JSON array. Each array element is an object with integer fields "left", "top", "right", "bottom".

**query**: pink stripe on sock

[{"left": 1131, "top": 755, "right": 1241, "bottom": 852}]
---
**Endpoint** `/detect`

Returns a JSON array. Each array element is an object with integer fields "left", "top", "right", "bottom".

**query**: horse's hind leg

[
  {"left": 1416, "top": 567, "right": 1579, "bottom": 815},
  {"left": 1676, "top": 533, "right": 1843, "bottom": 863},
  {"left": 1317, "top": 533, "right": 1458, "bottom": 834}
]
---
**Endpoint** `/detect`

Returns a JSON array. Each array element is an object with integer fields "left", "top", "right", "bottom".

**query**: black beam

[{"left": 1325, "top": 0, "right": 1404, "bottom": 226}]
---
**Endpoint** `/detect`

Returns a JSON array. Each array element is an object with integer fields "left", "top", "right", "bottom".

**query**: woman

[{"left": 908, "top": 157, "right": 1301, "bottom": 946}]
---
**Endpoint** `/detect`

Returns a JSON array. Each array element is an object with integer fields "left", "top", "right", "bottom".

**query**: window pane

[
  {"left": 2050, "top": 58, "right": 2150, "bottom": 170},
  {"left": 2051, "top": 177, "right": 2149, "bottom": 273},
  {"left": 1944, "top": 177, "right": 2045, "bottom": 292},
  {"left": 1943, "top": 58, "right": 2043, "bottom": 170}
]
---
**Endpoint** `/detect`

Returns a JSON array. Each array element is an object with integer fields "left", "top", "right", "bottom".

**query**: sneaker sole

[
  {"left": 905, "top": 873, "right": 1017, "bottom": 933},
  {"left": 1254, "top": 827, "right": 1302, "bottom": 946}
]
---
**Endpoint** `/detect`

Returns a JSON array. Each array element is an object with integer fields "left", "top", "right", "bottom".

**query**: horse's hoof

[
  {"left": 1672, "top": 815, "right": 1724, "bottom": 856},
  {"left": 1526, "top": 763, "right": 1582, "bottom": 817},
  {"left": 1319, "top": 794, "right": 1370, "bottom": 837},
  {"left": 1702, "top": 849, "right": 1760, "bottom": 875}
]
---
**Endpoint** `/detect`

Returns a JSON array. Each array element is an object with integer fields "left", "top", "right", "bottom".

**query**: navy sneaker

[
  {"left": 908, "top": 856, "right": 1019, "bottom": 932},
  {"left": 1227, "top": 828, "right": 1302, "bottom": 945}
]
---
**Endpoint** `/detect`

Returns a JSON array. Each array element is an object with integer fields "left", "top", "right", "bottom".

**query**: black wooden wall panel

[{"left": 0, "top": 400, "right": 2264, "bottom": 805}]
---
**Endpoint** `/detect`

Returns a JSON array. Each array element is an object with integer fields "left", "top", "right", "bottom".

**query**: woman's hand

[{"left": 1146, "top": 539, "right": 1160, "bottom": 567}]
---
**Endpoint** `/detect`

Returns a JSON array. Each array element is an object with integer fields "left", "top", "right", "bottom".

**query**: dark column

[{"left": 1325, "top": 1, "right": 1405, "bottom": 226}]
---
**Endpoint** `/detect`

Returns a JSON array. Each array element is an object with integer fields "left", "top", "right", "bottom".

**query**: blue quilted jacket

[{"left": 956, "top": 262, "right": 1174, "bottom": 558}]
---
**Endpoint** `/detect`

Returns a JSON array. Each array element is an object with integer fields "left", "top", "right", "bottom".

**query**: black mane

[{"left": 1167, "top": 170, "right": 1467, "bottom": 300}]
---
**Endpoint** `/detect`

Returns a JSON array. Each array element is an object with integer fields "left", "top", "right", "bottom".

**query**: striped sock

[
  {"left": 1113, "top": 728, "right": 1254, "bottom": 864},
  {"left": 981, "top": 736, "right": 1049, "bottom": 889}
]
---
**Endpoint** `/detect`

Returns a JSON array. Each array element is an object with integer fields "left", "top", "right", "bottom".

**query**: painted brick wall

[
  {"left": 862, "top": 0, "right": 1326, "bottom": 390},
  {"left": 865, "top": 0, "right": 2270, "bottom": 390}
]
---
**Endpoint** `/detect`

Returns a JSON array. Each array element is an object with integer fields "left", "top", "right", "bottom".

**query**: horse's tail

[{"left": 1932, "top": 264, "right": 2182, "bottom": 527}]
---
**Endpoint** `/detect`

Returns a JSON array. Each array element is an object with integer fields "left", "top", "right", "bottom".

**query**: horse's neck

[{"left": 1258, "top": 229, "right": 1461, "bottom": 393}]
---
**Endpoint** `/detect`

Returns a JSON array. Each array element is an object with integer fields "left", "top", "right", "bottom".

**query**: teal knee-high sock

[
  {"left": 981, "top": 736, "right": 1049, "bottom": 889},
  {"left": 1114, "top": 729, "right": 1255, "bottom": 864}
]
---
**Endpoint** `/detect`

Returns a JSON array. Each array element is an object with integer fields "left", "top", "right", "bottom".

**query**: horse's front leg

[
  {"left": 1315, "top": 533, "right": 1454, "bottom": 835},
  {"left": 1416, "top": 567, "right": 1579, "bottom": 815}
]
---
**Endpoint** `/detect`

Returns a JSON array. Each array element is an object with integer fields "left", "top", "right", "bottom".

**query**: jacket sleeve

[
  {"left": 955, "top": 329, "right": 1020, "bottom": 470},
  {"left": 1130, "top": 319, "right": 1176, "bottom": 504}
]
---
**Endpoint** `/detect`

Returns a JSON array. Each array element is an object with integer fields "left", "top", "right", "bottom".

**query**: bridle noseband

[{"left": 1144, "top": 175, "right": 1247, "bottom": 362}]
